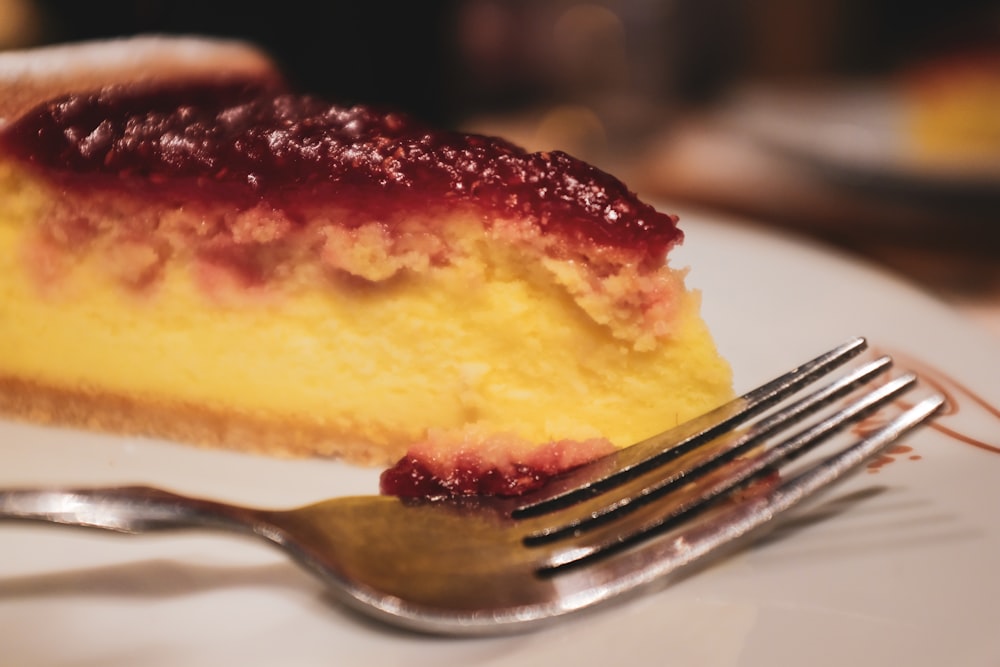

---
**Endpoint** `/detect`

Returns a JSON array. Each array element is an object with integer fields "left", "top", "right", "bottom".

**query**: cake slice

[{"left": 0, "top": 37, "right": 732, "bottom": 485}]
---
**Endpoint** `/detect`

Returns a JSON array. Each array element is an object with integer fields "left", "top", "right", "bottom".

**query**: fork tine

[
  {"left": 523, "top": 358, "right": 902, "bottom": 546},
  {"left": 515, "top": 337, "right": 870, "bottom": 518},
  {"left": 538, "top": 394, "right": 946, "bottom": 616},
  {"left": 534, "top": 372, "right": 928, "bottom": 571},
  {"left": 539, "top": 394, "right": 944, "bottom": 575}
]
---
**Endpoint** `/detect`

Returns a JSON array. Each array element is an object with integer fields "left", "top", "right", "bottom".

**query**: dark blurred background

[{"left": 3, "top": 0, "right": 997, "bottom": 126}]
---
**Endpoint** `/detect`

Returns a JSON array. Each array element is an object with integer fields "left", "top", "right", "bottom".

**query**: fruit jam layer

[{"left": 0, "top": 82, "right": 682, "bottom": 258}]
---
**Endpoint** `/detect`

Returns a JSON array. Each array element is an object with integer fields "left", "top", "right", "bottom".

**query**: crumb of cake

[{"left": 380, "top": 427, "right": 616, "bottom": 498}]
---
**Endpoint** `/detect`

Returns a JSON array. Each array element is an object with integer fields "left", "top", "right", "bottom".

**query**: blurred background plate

[{"left": 719, "top": 84, "right": 1000, "bottom": 198}]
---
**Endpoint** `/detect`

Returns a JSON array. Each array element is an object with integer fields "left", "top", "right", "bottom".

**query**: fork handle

[{"left": 0, "top": 485, "right": 260, "bottom": 535}]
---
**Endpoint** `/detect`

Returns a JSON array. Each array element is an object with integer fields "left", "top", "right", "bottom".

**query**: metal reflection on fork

[{"left": 0, "top": 337, "right": 945, "bottom": 634}]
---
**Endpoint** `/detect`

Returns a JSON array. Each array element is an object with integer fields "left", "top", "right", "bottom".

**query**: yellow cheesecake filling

[{"left": 0, "top": 163, "right": 732, "bottom": 463}]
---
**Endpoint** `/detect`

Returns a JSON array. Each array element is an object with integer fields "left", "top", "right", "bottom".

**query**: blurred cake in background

[{"left": 901, "top": 47, "right": 1000, "bottom": 168}]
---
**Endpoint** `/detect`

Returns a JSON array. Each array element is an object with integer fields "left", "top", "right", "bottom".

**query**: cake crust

[{"left": 0, "top": 376, "right": 390, "bottom": 464}]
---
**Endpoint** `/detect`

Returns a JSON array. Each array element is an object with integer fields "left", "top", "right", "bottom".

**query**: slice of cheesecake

[{"left": 0, "top": 37, "right": 732, "bottom": 474}]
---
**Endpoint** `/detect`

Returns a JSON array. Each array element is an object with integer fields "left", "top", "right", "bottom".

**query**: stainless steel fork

[{"left": 0, "top": 337, "right": 944, "bottom": 635}]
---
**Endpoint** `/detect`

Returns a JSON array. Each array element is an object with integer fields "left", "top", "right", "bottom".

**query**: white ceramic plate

[
  {"left": 724, "top": 85, "right": 1000, "bottom": 194},
  {"left": 2, "top": 211, "right": 999, "bottom": 666}
]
